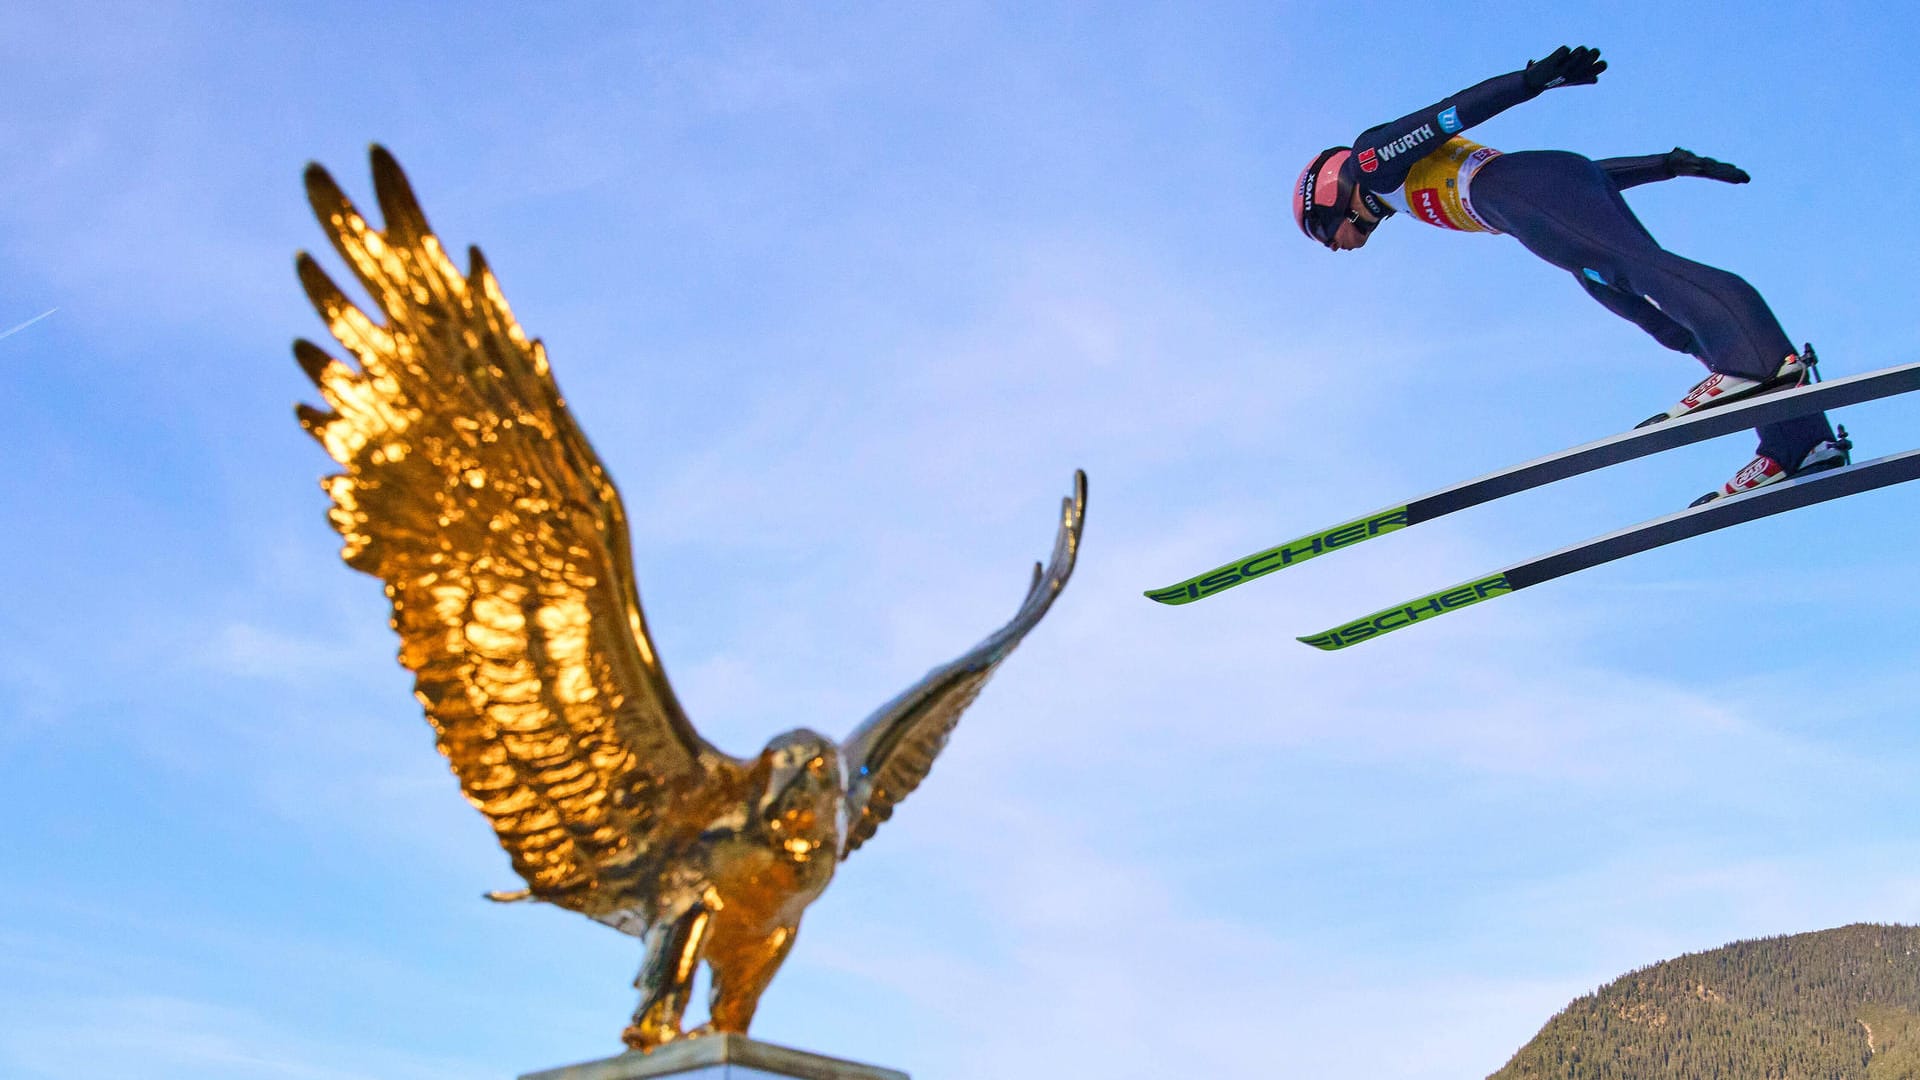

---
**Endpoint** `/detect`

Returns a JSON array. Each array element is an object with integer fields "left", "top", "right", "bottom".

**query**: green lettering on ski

[
  {"left": 1144, "top": 506, "right": 1410, "bottom": 605},
  {"left": 1299, "top": 572, "right": 1513, "bottom": 650}
]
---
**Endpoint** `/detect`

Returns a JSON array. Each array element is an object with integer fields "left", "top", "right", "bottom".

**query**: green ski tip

[
  {"left": 1299, "top": 572, "right": 1514, "bottom": 650},
  {"left": 1145, "top": 505, "right": 1410, "bottom": 606}
]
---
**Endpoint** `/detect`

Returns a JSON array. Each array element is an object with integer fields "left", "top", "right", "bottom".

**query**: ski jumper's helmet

[{"left": 1293, "top": 147, "right": 1357, "bottom": 247}]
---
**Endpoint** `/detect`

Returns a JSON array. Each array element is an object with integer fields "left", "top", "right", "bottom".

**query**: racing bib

[{"left": 1402, "top": 137, "right": 1502, "bottom": 233}]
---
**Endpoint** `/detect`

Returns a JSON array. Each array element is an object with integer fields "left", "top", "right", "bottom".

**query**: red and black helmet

[{"left": 1292, "top": 146, "right": 1390, "bottom": 248}]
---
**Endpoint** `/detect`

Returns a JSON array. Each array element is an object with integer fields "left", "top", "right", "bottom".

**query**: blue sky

[{"left": 5, "top": 3, "right": 1919, "bottom": 1078}]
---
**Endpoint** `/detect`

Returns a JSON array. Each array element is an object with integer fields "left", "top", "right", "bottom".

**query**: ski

[
  {"left": 1145, "top": 360, "right": 1920, "bottom": 606},
  {"left": 1297, "top": 447, "right": 1920, "bottom": 650}
]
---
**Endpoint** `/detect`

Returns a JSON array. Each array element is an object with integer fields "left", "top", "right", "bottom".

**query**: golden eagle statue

[{"left": 292, "top": 147, "right": 1086, "bottom": 1051}]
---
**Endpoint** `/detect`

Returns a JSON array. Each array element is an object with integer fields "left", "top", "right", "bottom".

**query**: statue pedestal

[{"left": 519, "top": 1034, "right": 909, "bottom": 1080}]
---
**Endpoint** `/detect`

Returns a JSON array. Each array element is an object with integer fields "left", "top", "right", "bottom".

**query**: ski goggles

[{"left": 1309, "top": 206, "right": 1383, "bottom": 248}]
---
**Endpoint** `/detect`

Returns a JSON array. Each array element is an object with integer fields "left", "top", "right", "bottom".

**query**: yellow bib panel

[{"left": 1401, "top": 137, "right": 1503, "bottom": 233}]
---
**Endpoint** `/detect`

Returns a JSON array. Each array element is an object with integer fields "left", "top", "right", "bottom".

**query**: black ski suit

[{"left": 1349, "top": 67, "right": 1832, "bottom": 467}]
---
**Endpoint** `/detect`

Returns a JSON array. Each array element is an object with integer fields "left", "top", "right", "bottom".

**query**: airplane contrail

[{"left": 0, "top": 308, "right": 58, "bottom": 343}]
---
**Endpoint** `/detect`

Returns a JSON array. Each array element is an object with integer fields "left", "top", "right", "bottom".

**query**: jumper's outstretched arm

[{"left": 1348, "top": 46, "right": 1603, "bottom": 194}]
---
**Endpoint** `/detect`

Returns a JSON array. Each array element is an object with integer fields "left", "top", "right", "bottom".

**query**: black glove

[
  {"left": 1524, "top": 45, "right": 1606, "bottom": 91},
  {"left": 1667, "top": 147, "right": 1751, "bottom": 184}
]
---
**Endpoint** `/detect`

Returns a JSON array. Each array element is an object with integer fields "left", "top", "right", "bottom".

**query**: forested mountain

[{"left": 1490, "top": 923, "right": 1920, "bottom": 1079}]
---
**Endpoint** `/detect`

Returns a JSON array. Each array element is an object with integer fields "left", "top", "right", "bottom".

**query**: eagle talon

[{"left": 621, "top": 1021, "right": 675, "bottom": 1053}]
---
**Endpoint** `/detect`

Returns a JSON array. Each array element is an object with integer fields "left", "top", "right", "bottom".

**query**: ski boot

[
  {"left": 1636, "top": 344, "right": 1817, "bottom": 429},
  {"left": 1688, "top": 425, "right": 1853, "bottom": 507}
]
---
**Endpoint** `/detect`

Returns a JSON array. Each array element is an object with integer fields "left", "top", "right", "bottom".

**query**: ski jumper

[{"left": 1350, "top": 68, "right": 1833, "bottom": 467}]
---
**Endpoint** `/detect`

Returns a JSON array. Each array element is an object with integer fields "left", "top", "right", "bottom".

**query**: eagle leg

[
  {"left": 622, "top": 903, "right": 713, "bottom": 1051},
  {"left": 699, "top": 921, "right": 801, "bottom": 1035}
]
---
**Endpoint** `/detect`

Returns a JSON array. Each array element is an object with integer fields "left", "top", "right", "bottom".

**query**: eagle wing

[
  {"left": 838, "top": 471, "right": 1086, "bottom": 856},
  {"left": 293, "top": 146, "right": 736, "bottom": 915}
]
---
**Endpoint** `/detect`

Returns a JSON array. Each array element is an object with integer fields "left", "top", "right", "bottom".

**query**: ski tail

[{"left": 1144, "top": 505, "right": 1411, "bottom": 605}]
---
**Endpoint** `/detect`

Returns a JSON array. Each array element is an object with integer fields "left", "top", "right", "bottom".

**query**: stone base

[{"left": 518, "top": 1034, "right": 909, "bottom": 1080}]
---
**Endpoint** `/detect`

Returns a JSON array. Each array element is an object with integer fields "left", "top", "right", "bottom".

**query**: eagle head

[{"left": 756, "top": 730, "right": 843, "bottom": 862}]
